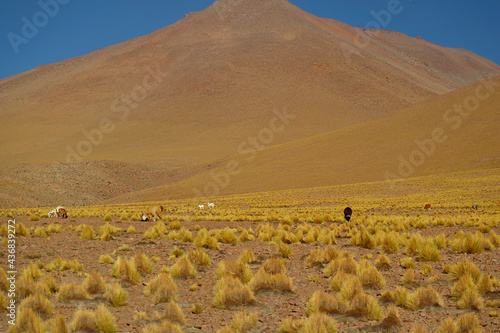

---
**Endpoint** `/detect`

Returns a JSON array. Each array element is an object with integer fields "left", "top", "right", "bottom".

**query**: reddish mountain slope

[{"left": 0, "top": 0, "right": 499, "bottom": 207}]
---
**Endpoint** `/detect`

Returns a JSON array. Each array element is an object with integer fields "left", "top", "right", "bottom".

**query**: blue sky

[{"left": 1, "top": 0, "right": 499, "bottom": 80}]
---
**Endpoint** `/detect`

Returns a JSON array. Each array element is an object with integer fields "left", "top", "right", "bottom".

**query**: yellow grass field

[{"left": 1, "top": 169, "right": 499, "bottom": 332}]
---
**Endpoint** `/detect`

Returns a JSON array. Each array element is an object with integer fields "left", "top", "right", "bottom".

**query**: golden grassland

[{"left": 0, "top": 171, "right": 499, "bottom": 332}]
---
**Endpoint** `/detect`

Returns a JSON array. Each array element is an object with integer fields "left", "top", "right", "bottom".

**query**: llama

[
  {"left": 199, "top": 204, "right": 205, "bottom": 209},
  {"left": 55, "top": 206, "right": 68, "bottom": 218},
  {"left": 48, "top": 209, "right": 57, "bottom": 217},
  {"left": 424, "top": 204, "right": 431, "bottom": 210},
  {"left": 208, "top": 202, "right": 215, "bottom": 209},
  {"left": 144, "top": 205, "right": 163, "bottom": 221},
  {"left": 344, "top": 207, "right": 353, "bottom": 222}
]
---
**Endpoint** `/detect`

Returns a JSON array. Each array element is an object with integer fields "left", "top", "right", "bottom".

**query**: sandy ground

[{"left": 1, "top": 215, "right": 499, "bottom": 333}]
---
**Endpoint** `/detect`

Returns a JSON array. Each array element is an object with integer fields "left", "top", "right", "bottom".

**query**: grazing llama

[{"left": 344, "top": 207, "right": 353, "bottom": 222}]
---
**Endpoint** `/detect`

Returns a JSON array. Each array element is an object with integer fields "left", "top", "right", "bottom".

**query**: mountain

[
  {"left": 105, "top": 75, "right": 500, "bottom": 203},
  {"left": 1, "top": 0, "right": 499, "bottom": 207}
]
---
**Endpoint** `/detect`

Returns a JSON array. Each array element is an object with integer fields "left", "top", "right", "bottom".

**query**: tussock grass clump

[
  {"left": 191, "top": 303, "right": 203, "bottom": 314},
  {"left": 262, "top": 258, "right": 287, "bottom": 275},
  {"left": 435, "top": 318, "right": 457, "bottom": 333},
  {"left": 230, "top": 311, "right": 258, "bottom": 332},
  {"left": 188, "top": 247, "right": 212, "bottom": 267},
  {"left": 170, "top": 255, "right": 197, "bottom": 279},
  {"left": 143, "top": 227, "right": 160, "bottom": 240},
  {"left": 213, "top": 276, "right": 256, "bottom": 309},
  {"left": 451, "top": 231, "right": 490, "bottom": 254},
  {"left": 11, "top": 308, "right": 44, "bottom": 333},
  {"left": 217, "top": 227, "right": 239, "bottom": 245},
  {"left": 381, "top": 231, "right": 400, "bottom": 253},
  {"left": 18, "top": 293, "right": 53, "bottom": 318},
  {"left": 44, "top": 315, "right": 68, "bottom": 333},
  {"left": 80, "top": 224, "right": 95, "bottom": 240},
  {"left": 194, "top": 228, "right": 220, "bottom": 249},
  {"left": 449, "top": 258, "right": 482, "bottom": 282},
  {"left": 456, "top": 313, "right": 482, "bottom": 332},
  {"left": 142, "top": 320, "right": 183, "bottom": 333},
  {"left": 16, "top": 222, "right": 30, "bottom": 237},
  {"left": 95, "top": 303, "right": 118, "bottom": 333},
  {"left": 357, "top": 264, "right": 386, "bottom": 289},
  {"left": 163, "top": 299, "right": 186, "bottom": 324},
  {"left": 401, "top": 269, "right": 416, "bottom": 286},
  {"left": 111, "top": 256, "right": 141, "bottom": 285},
  {"left": 126, "top": 225, "right": 136, "bottom": 233},
  {"left": 349, "top": 225, "right": 376, "bottom": 249},
  {"left": 216, "top": 261, "right": 253, "bottom": 283},
  {"left": 409, "top": 286, "right": 444, "bottom": 309},
  {"left": 103, "top": 213, "right": 113, "bottom": 222},
  {"left": 280, "top": 312, "right": 337, "bottom": 333},
  {"left": 83, "top": 272, "right": 106, "bottom": 294},
  {"left": 239, "top": 249, "right": 256, "bottom": 264},
  {"left": 457, "top": 287, "right": 484, "bottom": 311},
  {"left": 417, "top": 238, "right": 441, "bottom": 262},
  {"left": 16, "top": 276, "right": 49, "bottom": 300},
  {"left": 144, "top": 272, "right": 177, "bottom": 304},
  {"left": 249, "top": 269, "right": 294, "bottom": 292},
  {"left": 29, "top": 214, "right": 40, "bottom": 221},
  {"left": 103, "top": 282, "right": 128, "bottom": 307},
  {"left": 21, "top": 263, "right": 43, "bottom": 281},
  {"left": 306, "top": 290, "right": 342, "bottom": 316},
  {"left": 324, "top": 256, "right": 358, "bottom": 278},
  {"left": 57, "top": 283, "right": 90, "bottom": 301},
  {"left": 69, "top": 309, "right": 98, "bottom": 332},
  {"left": 34, "top": 227, "right": 47, "bottom": 238},
  {"left": 306, "top": 249, "right": 326, "bottom": 268},
  {"left": 132, "top": 253, "right": 153, "bottom": 275},
  {"left": 375, "top": 254, "right": 391, "bottom": 271},
  {"left": 277, "top": 241, "right": 292, "bottom": 258},
  {"left": 99, "top": 254, "right": 115, "bottom": 264}
]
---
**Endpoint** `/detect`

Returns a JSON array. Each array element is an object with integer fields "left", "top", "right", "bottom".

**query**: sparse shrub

[
  {"left": 401, "top": 269, "right": 415, "bottom": 286},
  {"left": 111, "top": 256, "right": 141, "bottom": 285},
  {"left": 11, "top": 308, "right": 44, "bottom": 333},
  {"left": 212, "top": 276, "right": 255, "bottom": 309},
  {"left": 456, "top": 313, "right": 482, "bottom": 332},
  {"left": 83, "top": 272, "right": 106, "bottom": 294},
  {"left": 163, "top": 299, "right": 186, "bottom": 324},
  {"left": 142, "top": 320, "right": 182, "bottom": 333},
  {"left": 239, "top": 249, "right": 256, "bottom": 264},
  {"left": 80, "top": 224, "right": 95, "bottom": 240},
  {"left": 144, "top": 272, "right": 177, "bottom": 304},
  {"left": 18, "top": 293, "right": 53, "bottom": 318},
  {"left": 69, "top": 309, "right": 98, "bottom": 332},
  {"left": 417, "top": 238, "right": 441, "bottom": 262},
  {"left": 34, "top": 227, "right": 47, "bottom": 238},
  {"left": 191, "top": 303, "right": 203, "bottom": 314},
  {"left": 277, "top": 241, "right": 292, "bottom": 258},
  {"left": 132, "top": 253, "right": 153, "bottom": 275},
  {"left": 436, "top": 318, "right": 457, "bottom": 333},
  {"left": 95, "top": 303, "right": 118, "bottom": 333},
  {"left": 188, "top": 247, "right": 212, "bottom": 267},
  {"left": 99, "top": 254, "right": 115, "bottom": 264},
  {"left": 216, "top": 261, "right": 253, "bottom": 283},
  {"left": 457, "top": 287, "right": 484, "bottom": 310},
  {"left": 103, "top": 282, "right": 128, "bottom": 307},
  {"left": 231, "top": 311, "right": 259, "bottom": 333},
  {"left": 170, "top": 255, "right": 197, "bottom": 279},
  {"left": 375, "top": 254, "right": 391, "bottom": 271},
  {"left": 57, "top": 283, "right": 90, "bottom": 301},
  {"left": 410, "top": 286, "right": 444, "bottom": 309}
]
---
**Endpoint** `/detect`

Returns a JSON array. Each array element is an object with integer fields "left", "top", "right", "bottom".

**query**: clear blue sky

[{"left": 1, "top": 0, "right": 499, "bottom": 80}]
